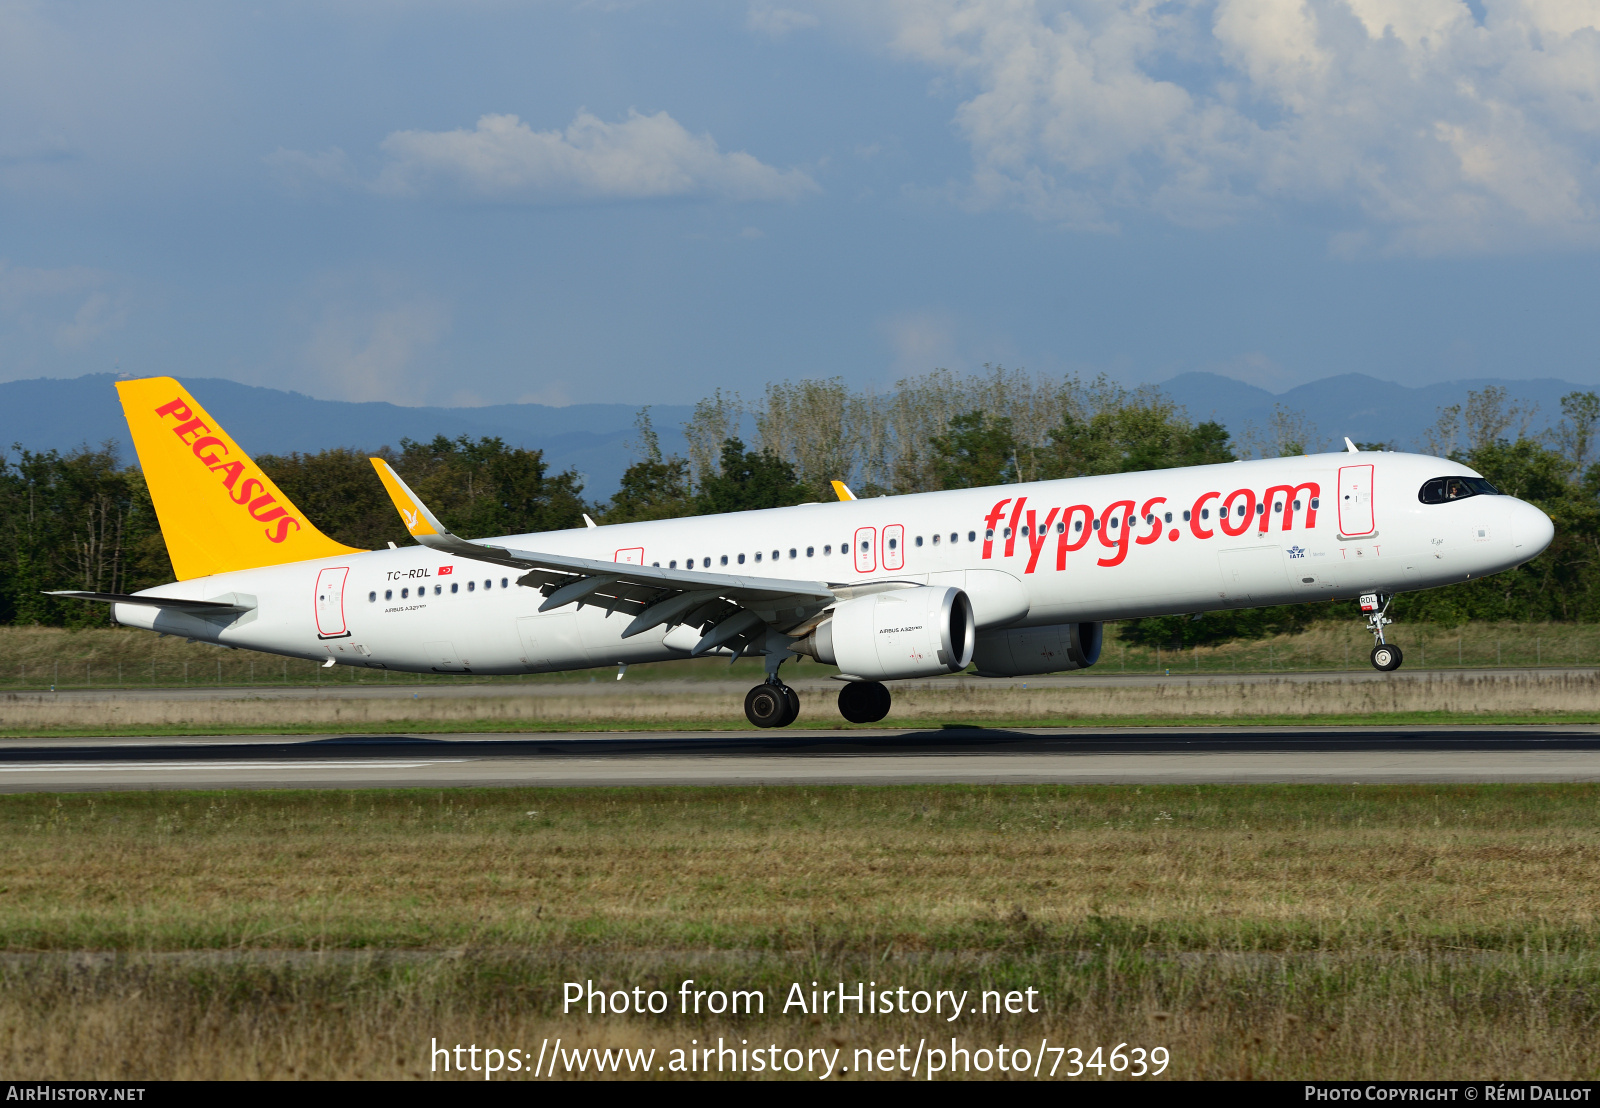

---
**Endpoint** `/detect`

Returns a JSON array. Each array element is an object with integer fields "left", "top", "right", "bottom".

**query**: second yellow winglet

[
  {"left": 370, "top": 458, "right": 446, "bottom": 539},
  {"left": 831, "top": 480, "right": 856, "bottom": 502}
]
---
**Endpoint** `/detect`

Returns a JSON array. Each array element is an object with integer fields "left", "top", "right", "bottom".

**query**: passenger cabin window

[
  {"left": 1419, "top": 476, "right": 1500, "bottom": 504},
  {"left": 451, "top": 582, "right": 458, "bottom": 593},
  {"left": 967, "top": 531, "right": 976, "bottom": 542},
  {"left": 368, "top": 591, "right": 376, "bottom": 602}
]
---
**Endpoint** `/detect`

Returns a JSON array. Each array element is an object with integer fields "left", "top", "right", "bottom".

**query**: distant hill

[
  {"left": 0, "top": 374, "right": 693, "bottom": 500},
  {"left": 1159, "top": 372, "right": 1581, "bottom": 451},
  {"left": 3, "top": 371, "right": 1590, "bottom": 500}
]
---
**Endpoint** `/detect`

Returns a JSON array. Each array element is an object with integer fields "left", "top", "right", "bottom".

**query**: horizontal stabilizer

[{"left": 46, "top": 591, "right": 256, "bottom": 612}]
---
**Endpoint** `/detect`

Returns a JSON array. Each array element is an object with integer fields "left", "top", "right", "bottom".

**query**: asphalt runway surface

[{"left": 4, "top": 725, "right": 1600, "bottom": 791}]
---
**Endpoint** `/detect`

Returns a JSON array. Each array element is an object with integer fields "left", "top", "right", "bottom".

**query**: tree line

[{"left": 4, "top": 368, "right": 1598, "bottom": 642}]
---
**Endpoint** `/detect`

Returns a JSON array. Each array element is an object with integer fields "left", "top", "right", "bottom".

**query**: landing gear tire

[
  {"left": 1371, "top": 644, "right": 1403, "bottom": 672},
  {"left": 838, "top": 680, "right": 891, "bottom": 724},
  {"left": 745, "top": 683, "right": 799, "bottom": 728}
]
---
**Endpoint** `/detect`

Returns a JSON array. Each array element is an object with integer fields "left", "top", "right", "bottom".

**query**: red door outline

[
  {"left": 853, "top": 526, "right": 876, "bottom": 573},
  {"left": 1338, "top": 464, "right": 1375, "bottom": 536},
  {"left": 882, "top": 523, "right": 905, "bottom": 571},
  {"left": 315, "top": 566, "right": 350, "bottom": 639},
  {"left": 614, "top": 547, "right": 644, "bottom": 565}
]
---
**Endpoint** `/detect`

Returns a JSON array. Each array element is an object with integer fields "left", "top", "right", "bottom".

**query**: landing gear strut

[
  {"left": 745, "top": 631, "right": 801, "bottom": 728},
  {"left": 1361, "top": 593, "right": 1403, "bottom": 672},
  {"left": 838, "top": 680, "right": 891, "bottom": 724}
]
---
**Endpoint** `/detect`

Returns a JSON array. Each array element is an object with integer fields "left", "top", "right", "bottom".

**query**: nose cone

[{"left": 1512, "top": 499, "right": 1555, "bottom": 558}]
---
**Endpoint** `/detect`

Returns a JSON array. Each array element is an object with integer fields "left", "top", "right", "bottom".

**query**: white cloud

[
  {"left": 370, "top": 110, "right": 817, "bottom": 203},
  {"left": 846, "top": 0, "right": 1600, "bottom": 253},
  {"left": 881, "top": 309, "right": 962, "bottom": 376},
  {"left": 0, "top": 260, "right": 127, "bottom": 349},
  {"left": 264, "top": 146, "right": 360, "bottom": 195},
  {"left": 748, "top": 4, "right": 821, "bottom": 36},
  {"left": 305, "top": 295, "right": 452, "bottom": 405}
]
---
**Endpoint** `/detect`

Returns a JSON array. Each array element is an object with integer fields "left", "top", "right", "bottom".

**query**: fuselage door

[
  {"left": 1337, "top": 464, "right": 1375, "bottom": 536},
  {"left": 882, "top": 524, "right": 905, "bottom": 571},
  {"left": 615, "top": 547, "right": 644, "bottom": 565},
  {"left": 315, "top": 566, "right": 350, "bottom": 639},
  {"left": 854, "top": 526, "right": 877, "bottom": 573}
]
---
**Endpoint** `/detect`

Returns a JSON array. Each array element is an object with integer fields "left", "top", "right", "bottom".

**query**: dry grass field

[
  {"left": 3, "top": 784, "right": 1599, "bottom": 1080},
  {"left": 4, "top": 670, "right": 1600, "bottom": 735}
]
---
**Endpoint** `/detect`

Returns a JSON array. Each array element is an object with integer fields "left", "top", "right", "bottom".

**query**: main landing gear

[
  {"left": 1361, "top": 592, "right": 1404, "bottom": 672},
  {"left": 740, "top": 630, "right": 893, "bottom": 728},
  {"left": 744, "top": 681, "right": 801, "bottom": 728},
  {"left": 838, "top": 680, "right": 891, "bottom": 724}
]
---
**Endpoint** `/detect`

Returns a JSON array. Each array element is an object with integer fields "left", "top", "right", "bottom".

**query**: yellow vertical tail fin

[{"left": 116, "top": 376, "right": 363, "bottom": 580}]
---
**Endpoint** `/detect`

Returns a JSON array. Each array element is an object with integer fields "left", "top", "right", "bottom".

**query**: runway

[{"left": 4, "top": 725, "right": 1600, "bottom": 790}]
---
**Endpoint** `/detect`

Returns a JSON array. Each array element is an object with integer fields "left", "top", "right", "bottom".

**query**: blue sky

[{"left": 3, "top": 0, "right": 1599, "bottom": 409}]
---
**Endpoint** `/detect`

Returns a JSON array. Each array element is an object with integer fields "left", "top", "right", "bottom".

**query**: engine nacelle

[
  {"left": 971, "top": 621, "right": 1103, "bottom": 677},
  {"left": 795, "top": 586, "right": 975, "bottom": 681}
]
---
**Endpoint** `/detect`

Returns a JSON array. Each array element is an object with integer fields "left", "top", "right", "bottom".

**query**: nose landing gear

[{"left": 1361, "top": 593, "right": 1404, "bottom": 672}]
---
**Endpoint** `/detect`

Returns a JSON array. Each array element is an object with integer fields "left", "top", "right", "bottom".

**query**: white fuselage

[{"left": 112, "top": 451, "right": 1555, "bottom": 675}]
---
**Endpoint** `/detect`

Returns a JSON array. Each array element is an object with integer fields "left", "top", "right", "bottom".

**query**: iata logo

[
  {"left": 981, "top": 482, "right": 1321, "bottom": 573},
  {"left": 154, "top": 398, "right": 303, "bottom": 543},
  {"left": 1287, "top": 545, "right": 1306, "bottom": 559}
]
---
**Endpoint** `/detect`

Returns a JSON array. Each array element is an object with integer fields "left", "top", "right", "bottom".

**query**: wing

[{"left": 369, "top": 458, "right": 837, "bottom": 655}]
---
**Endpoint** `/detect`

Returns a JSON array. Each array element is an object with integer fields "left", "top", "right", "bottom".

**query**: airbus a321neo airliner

[{"left": 53, "top": 378, "right": 1556, "bottom": 727}]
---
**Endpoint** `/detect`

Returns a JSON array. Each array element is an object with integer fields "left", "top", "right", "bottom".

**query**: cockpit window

[{"left": 1419, "top": 476, "right": 1500, "bottom": 504}]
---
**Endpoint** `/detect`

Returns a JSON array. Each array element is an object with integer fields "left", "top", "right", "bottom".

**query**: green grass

[{"left": 3, "top": 784, "right": 1600, "bottom": 1079}]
